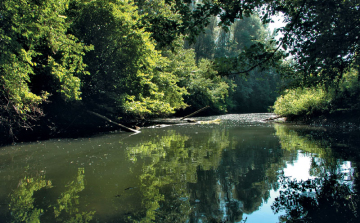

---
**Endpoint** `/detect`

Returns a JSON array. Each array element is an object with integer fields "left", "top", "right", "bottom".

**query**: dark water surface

[{"left": 1, "top": 114, "right": 359, "bottom": 223}]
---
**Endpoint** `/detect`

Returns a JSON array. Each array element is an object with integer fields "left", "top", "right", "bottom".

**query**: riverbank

[
  {"left": 281, "top": 109, "right": 360, "bottom": 129},
  {"left": 2, "top": 110, "right": 358, "bottom": 146},
  {"left": 0, "top": 110, "right": 143, "bottom": 146}
]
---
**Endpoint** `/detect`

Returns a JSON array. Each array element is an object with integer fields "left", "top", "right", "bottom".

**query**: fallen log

[
  {"left": 263, "top": 115, "right": 284, "bottom": 121},
  {"left": 87, "top": 111, "right": 140, "bottom": 133},
  {"left": 180, "top": 106, "right": 210, "bottom": 120}
]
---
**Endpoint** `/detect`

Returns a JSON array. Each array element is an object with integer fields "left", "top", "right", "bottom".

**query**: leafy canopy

[
  {"left": 0, "top": 0, "right": 91, "bottom": 131},
  {"left": 165, "top": 0, "right": 360, "bottom": 85}
]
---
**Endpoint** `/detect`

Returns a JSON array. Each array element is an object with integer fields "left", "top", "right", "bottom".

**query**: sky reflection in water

[{"left": 0, "top": 114, "right": 358, "bottom": 222}]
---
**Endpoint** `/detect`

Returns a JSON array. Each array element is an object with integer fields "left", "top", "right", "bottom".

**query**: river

[{"left": 0, "top": 113, "right": 359, "bottom": 222}]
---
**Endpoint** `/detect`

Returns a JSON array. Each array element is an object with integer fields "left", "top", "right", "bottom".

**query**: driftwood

[
  {"left": 180, "top": 106, "right": 210, "bottom": 120},
  {"left": 263, "top": 115, "right": 284, "bottom": 121},
  {"left": 87, "top": 111, "right": 140, "bottom": 133}
]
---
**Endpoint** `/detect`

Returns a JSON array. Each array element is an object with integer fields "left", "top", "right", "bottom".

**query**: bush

[
  {"left": 273, "top": 87, "right": 332, "bottom": 116},
  {"left": 273, "top": 68, "right": 360, "bottom": 117}
]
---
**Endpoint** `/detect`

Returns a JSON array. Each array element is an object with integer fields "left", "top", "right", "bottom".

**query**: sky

[{"left": 268, "top": 13, "right": 287, "bottom": 40}]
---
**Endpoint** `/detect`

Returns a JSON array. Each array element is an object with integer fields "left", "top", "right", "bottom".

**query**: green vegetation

[
  {"left": 274, "top": 68, "right": 360, "bottom": 118},
  {"left": 0, "top": 0, "right": 91, "bottom": 134},
  {"left": 187, "top": 15, "right": 282, "bottom": 113},
  {"left": 274, "top": 87, "right": 331, "bottom": 117},
  {"left": 0, "top": 0, "right": 231, "bottom": 139},
  {"left": 2, "top": 0, "right": 360, "bottom": 140},
  {"left": 170, "top": 0, "right": 360, "bottom": 119},
  {"left": 69, "top": 0, "right": 188, "bottom": 117}
]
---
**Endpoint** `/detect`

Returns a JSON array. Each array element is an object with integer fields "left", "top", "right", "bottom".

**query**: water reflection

[
  {"left": 124, "top": 124, "right": 296, "bottom": 222},
  {"left": 125, "top": 128, "right": 231, "bottom": 222},
  {"left": 273, "top": 124, "right": 359, "bottom": 222},
  {"left": 9, "top": 174, "right": 52, "bottom": 222},
  {"left": 7, "top": 168, "right": 94, "bottom": 223},
  {"left": 0, "top": 114, "right": 359, "bottom": 222},
  {"left": 272, "top": 174, "right": 359, "bottom": 223},
  {"left": 274, "top": 124, "right": 338, "bottom": 177},
  {"left": 53, "top": 168, "right": 95, "bottom": 222}
]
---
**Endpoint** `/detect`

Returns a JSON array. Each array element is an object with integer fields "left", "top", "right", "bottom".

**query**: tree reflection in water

[
  {"left": 6, "top": 121, "right": 359, "bottom": 222},
  {"left": 8, "top": 168, "right": 95, "bottom": 223},
  {"left": 125, "top": 129, "right": 231, "bottom": 222},
  {"left": 273, "top": 124, "right": 360, "bottom": 223},
  {"left": 272, "top": 174, "right": 359, "bottom": 223},
  {"left": 125, "top": 126, "right": 291, "bottom": 222},
  {"left": 9, "top": 174, "right": 53, "bottom": 222}
]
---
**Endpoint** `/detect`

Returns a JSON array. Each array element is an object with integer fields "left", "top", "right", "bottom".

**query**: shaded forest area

[{"left": 1, "top": 0, "right": 360, "bottom": 143}]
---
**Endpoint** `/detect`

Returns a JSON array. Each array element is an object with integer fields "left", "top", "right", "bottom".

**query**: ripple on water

[
  {"left": 193, "top": 113, "right": 279, "bottom": 128},
  {"left": 151, "top": 113, "right": 277, "bottom": 126}
]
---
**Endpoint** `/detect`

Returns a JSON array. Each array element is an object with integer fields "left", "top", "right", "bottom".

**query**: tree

[
  {"left": 162, "top": 44, "right": 231, "bottom": 114},
  {"left": 165, "top": 0, "right": 360, "bottom": 86},
  {"left": 0, "top": 0, "right": 91, "bottom": 137},
  {"left": 276, "top": 0, "right": 360, "bottom": 86},
  {"left": 186, "top": 16, "right": 218, "bottom": 61},
  {"left": 187, "top": 14, "right": 281, "bottom": 113},
  {"left": 273, "top": 67, "right": 360, "bottom": 117},
  {"left": 69, "top": 0, "right": 187, "bottom": 119}
]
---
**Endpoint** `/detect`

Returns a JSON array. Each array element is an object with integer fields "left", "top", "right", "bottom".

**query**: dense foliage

[
  {"left": 0, "top": 0, "right": 91, "bottom": 136},
  {"left": 187, "top": 15, "right": 282, "bottom": 113},
  {"left": 162, "top": 45, "right": 230, "bottom": 114},
  {"left": 0, "top": 0, "right": 231, "bottom": 139},
  {"left": 168, "top": 0, "right": 360, "bottom": 83},
  {"left": 274, "top": 68, "right": 360, "bottom": 117},
  {"left": 2, "top": 0, "right": 360, "bottom": 140},
  {"left": 69, "top": 0, "right": 188, "bottom": 117},
  {"left": 169, "top": 0, "right": 360, "bottom": 117}
]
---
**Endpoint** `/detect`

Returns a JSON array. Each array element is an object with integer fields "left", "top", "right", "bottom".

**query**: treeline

[
  {"left": 0, "top": 0, "right": 281, "bottom": 141},
  {"left": 3, "top": 0, "right": 360, "bottom": 141},
  {"left": 187, "top": 15, "right": 282, "bottom": 113},
  {"left": 0, "top": 0, "right": 204, "bottom": 140}
]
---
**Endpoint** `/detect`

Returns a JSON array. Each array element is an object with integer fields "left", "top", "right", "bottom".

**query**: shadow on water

[{"left": 0, "top": 114, "right": 360, "bottom": 222}]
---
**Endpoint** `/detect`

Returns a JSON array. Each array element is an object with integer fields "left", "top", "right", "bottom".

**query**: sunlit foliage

[
  {"left": 274, "top": 68, "right": 360, "bottom": 117},
  {"left": 0, "top": 0, "right": 91, "bottom": 133},
  {"left": 69, "top": 0, "right": 187, "bottom": 118},
  {"left": 3, "top": 0, "right": 360, "bottom": 139},
  {"left": 273, "top": 87, "right": 331, "bottom": 117},
  {"left": 163, "top": 44, "right": 231, "bottom": 114}
]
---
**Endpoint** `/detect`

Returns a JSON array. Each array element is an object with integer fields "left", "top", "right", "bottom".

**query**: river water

[{"left": 0, "top": 113, "right": 359, "bottom": 223}]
